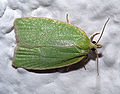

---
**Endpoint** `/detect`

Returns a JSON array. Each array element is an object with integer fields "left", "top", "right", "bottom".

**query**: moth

[{"left": 12, "top": 14, "right": 109, "bottom": 75}]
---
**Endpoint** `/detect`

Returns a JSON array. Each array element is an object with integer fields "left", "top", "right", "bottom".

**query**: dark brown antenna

[{"left": 97, "top": 18, "right": 110, "bottom": 44}]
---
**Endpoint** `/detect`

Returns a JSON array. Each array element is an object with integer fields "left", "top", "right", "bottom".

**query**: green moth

[{"left": 12, "top": 14, "right": 109, "bottom": 75}]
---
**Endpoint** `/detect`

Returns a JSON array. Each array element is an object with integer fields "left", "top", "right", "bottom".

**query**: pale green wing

[{"left": 13, "top": 17, "right": 90, "bottom": 70}]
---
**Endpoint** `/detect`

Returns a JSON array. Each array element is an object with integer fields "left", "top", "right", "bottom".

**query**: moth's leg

[
  {"left": 66, "top": 66, "right": 71, "bottom": 71},
  {"left": 66, "top": 13, "right": 70, "bottom": 24},
  {"left": 83, "top": 65, "right": 86, "bottom": 70},
  {"left": 90, "top": 32, "right": 100, "bottom": 42}
]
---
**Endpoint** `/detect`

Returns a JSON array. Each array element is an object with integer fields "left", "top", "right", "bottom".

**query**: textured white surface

[{"left": 0, "top": 0, "right": 120, "bottom": 94}]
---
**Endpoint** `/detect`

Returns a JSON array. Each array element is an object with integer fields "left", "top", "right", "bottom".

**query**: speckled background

[{"left": 0, "top": 0, "right": 120, "bottom": 94}]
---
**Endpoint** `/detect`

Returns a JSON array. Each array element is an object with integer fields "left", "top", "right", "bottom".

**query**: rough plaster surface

[{"left": 0, "top": 0, "right": 120, "bottom": 94}]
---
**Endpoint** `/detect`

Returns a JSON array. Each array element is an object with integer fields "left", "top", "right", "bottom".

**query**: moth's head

[
  {"left": 91, "top": 41, "right": 102, "bottom": 51},
  {"left": 89, "top": 18, "right": 110, "bottom": 76},
  {"left": 90, "top": 18, "right": 110, "bottom": 51}
]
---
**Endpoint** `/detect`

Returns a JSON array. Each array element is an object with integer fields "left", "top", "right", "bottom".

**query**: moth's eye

[
  {"left": 91, "top": 48, "right": 96, "bottom": 51},
  {"left": 92, "top": 41, "right": 96, "bottom": 44}
]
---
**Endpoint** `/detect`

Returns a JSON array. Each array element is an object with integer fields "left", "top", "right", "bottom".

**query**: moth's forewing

[{"left": 13, "top": 17, "right": 90, "bottom": 70}]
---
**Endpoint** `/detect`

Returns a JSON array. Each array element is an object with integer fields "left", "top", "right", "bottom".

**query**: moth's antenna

[
  {"left": 96, "top": 18, "right": 110, "bottom": 44},
  {"left": 96, "top": 49, "right": 99, "bottom": 76}
]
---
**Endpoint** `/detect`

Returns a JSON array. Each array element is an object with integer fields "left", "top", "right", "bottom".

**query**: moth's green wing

[{"left": 13, "top": 17, "right": 90, "bottom": 70}]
